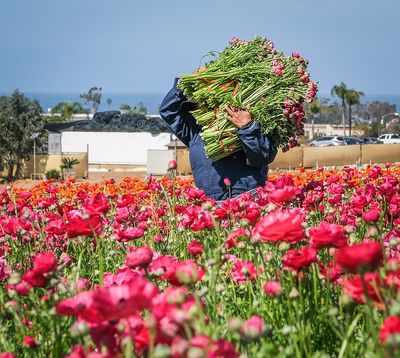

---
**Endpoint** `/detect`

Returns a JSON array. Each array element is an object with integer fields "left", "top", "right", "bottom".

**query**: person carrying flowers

[{"left": 159, "top": 73, "right": 277, "bottom": 201}]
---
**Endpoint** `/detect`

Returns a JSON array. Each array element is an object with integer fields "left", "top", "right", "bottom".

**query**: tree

[
  {"left": 51, "top": 101, "right": 89, "bottom": 121},
  {"left": 120, "top": 103, "right": 132, "bottom": 113},
  {"left": 131, "top": 102, "right": 148, "bottom": 115},
  {"left": 80, "top": 87, "right": 102, "bottom": 113},
  {"left": 0, "top": 91, "right": 44, "bottom": 180},
  {"left": 106, "top": 98, "right": 112, "bottom": 109},
  {"left": 306, "top": 100, "right": 322, "bottom": 139},
  {"left": 60, "top": 157, "right": 80, "bottom": 179},
  {"left": 119, "top": 103, "right": 148, "bottom": 115},
  {"left": 345, "top": 89, "right": 364, "bottom": 136},
  {"left": 331, "top": 82, "right": 348, "bottom": 136}
]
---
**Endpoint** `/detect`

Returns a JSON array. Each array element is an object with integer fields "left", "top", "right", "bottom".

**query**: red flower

[
  {"left": 319, "top": 260, "right": 343, "bottom": 282},
  {"left": 168, "top": 160, "right": 177, "bottom": 170},
  {"left": 56, "top": 277, "right": 158, "bottom": 323},
  {"left": 0, "top": 353, "right": 16, "bottom": 358},
  {"left": 309, "top": 221, "right": 347, "bottom": 250},
  {"left": 282, "top": 247, "right": 317, "bottom": 272},
  {"left": 223, "top": 178, "right": 231, "bottom": 186},
  {"left": 33, "top": 252, "right": 57, "bottom": 274},
  {"left": 231, "top": 260, "right": 258, "bottom": 284},
  {"left": 380, "top": 316, "right": 400, "bottom": 343},
  {"left": 125, "top": 246, "right": 153, "bottom": 268},
  {"left": 362, "top": 208, "right": 380, "bottom": 223},
  {"left": 210, "top": 339, "right": 238, "bottom": 358},
  {"left": 171, "top": 260, "right": 204, "bottom": 285},
  {"left": 343, "top": 272, "right": 384, "bottom": 309},
  {"left": 84, "top": 194, "right": 110, "bottom": 216},
  {"left": 22, "top": 336, "right": 37, "bottom": 348},
  {"left": 186, "top": 241, "right": 205, "bottom": 256},
  {"left": 15, "top": 281, "right": 32, "bottom": 295},
  {"left": 263, "top": 281, "right": 282, "bottom": 297},
  {"left": 240, "top": 316, "right": 266, "bottom": 340},
  {"left": 23, "top": 270, "right": 47, "bottom": 288},
  {"left": 67, "top": 215, "right": 103, "bottom": 238},
  {"left": 116, "top": 193, "right": 135, "bottom": 208},
  {"left": 252, "top": 209, "right": 305, "bottom": 244},
  {"left": 336, "top": 242, "right": 383, "bottom": 273},
  {"left": 45, "top": 219, "right": 66, "bottom": 235},
  {"left": 117, "top": 227, "right": 144, "bottom": 242},
  {"left": 266, "top": 182, "right": 296, "bottom": 203}
]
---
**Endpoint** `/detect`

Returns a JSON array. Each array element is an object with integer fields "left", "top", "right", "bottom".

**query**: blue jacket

[{"left": 159, "top": 78, "right": 277, "bottom": 201}]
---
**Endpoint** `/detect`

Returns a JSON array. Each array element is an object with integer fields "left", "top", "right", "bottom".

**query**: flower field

[{"left": 1, "top": 165, "right": 400, "bottom": 357}]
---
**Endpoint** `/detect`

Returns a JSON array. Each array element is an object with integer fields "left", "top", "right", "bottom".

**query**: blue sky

[{"left": 0, "top": 0, "right": 399, "bottom": 95}]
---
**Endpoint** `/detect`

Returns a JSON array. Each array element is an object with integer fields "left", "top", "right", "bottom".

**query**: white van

[{"left": 378, "top": 134, "right": 400, "bottom": 144}]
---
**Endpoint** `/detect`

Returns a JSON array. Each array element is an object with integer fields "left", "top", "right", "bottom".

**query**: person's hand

[
  {"left": 193, "top": 66, "right": 205, "bottom": 74},
  {"left": 224, "top": 105, "right": 252, "bottom": 128}
]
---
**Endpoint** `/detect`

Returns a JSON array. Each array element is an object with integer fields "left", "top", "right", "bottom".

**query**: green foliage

[
  {"left": 45, "top": 169, "right": 61, "bottom": 180},
  {"left": 60, "top": 157, "right": 80, "bottom": 170},
  {"left": 51, "top": 101, "right": 89, "bottom": 119},
  {"left": 0, "top": 91, "right": 44, "bottom": 180},
  {"left": 119, "top": 102, "right": 148, "bottom": 115}
]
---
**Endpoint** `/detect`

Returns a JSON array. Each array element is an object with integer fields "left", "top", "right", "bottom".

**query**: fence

[
  {"left": 175, "top": 144, "right": 400, "bottom": 172},
  {"left": 0, "top": 153, "right": 89, "bottom": 179}
]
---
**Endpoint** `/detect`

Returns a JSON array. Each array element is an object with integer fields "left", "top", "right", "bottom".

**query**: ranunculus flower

[
  {"left": 116, "top": 193, "right": 135, "bottom": 208},
  {"left": 125, "top": 246, "right": 153, "bottom": 268},
  {"left": 282, "top": 247, "right": 317, "bottom": 272},
  {"left": 336, "top": 242, "right": 383, "bottom": 273},
  {"left": 186, "top": 241, "right": 204, "bottom": 256},
  {"left": 56, "top": 277, "right": 158, "bottom": 323},
  {"left": 15, "top": 281, "right": 32, "bottom": 296},
  {"left": 362, "top": 207, "right": 380, "bottom": 223},
  {"left": 22, "top": 336, "right": 37, "bottom": 348},
  {"left": 380, "top": 316, "right": 400, "bottom": 343},
  {"left": 23, "top": 270, "right": 47, "bottom": 288},
  {"left": 263, "top": 281, "right": 282, "bottom": 297},
  {"left": 343, "top": 272, "right": 384, "bottom": 309},
  {"left": 223, "top": 178, "right": 231, "bottom": 186},
  {"left": 117, "top": 227, "right": 144, "bottom": 242},
  {"left": 84, "top": 193, "right": 110, "bottom": 216},
  {"left": 168, "top": 160, "right": 177, "bottom": 170},
  {"left": 0, "top": 353, "right": 16, "bottom": 358},
  {"left": 240, "top": 316, "right": 266, "bottom": 340},
  {"left": 0, "top": 258, "right": 10, "bottom": 281},
  {"left": 309, "top": 221, "right": 347, "bottom": 250},
  {"left": 231, "top": 260, "right": 258, "bottom": 284},
  {"left": 45, "top": 219, "right": 66, "bottom": 235},
  {"left": 173, "top": 260, "right": 204, "bottom": 285},
  {"left": 252, "top": 209, "right": 305, "bottom": 244},
  {"left": 67, "top": 215, "right": 103, "bottom": 238},
  {"left": 265, "top": 181, "right": 296, "bottom": 203},
  {"left": 33, "top": 252, "right": 57, "bottom": 274}
]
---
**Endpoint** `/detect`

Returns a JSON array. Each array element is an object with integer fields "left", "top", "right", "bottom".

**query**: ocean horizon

[{"left": 1, "top": 91, "right": 399, "bottom": 115}]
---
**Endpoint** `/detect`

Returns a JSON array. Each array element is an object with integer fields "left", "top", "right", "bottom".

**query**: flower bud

[
  {"left": 240, "top": 316, "right": 266, "bottom": 340},
  {"left": 168, "top": 160, "right": 177, "bottom": 170},
  {"left": 70, "top": 320, "right": 89, "bottom": 338}
]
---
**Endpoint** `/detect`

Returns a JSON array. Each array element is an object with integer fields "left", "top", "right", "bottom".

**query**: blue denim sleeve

[
  {"left": 236, "top": 121, "right": 278, "bottom": 167},
  {"left": 159, "top": 78, "right": 197, "bottom": 147}
]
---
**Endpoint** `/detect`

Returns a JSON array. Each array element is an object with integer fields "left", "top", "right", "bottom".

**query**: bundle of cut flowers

[{"left": 178, "top": 36, "right": 318, "bottom": 161}]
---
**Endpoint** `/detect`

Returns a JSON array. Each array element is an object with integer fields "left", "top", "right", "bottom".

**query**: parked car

[
  {"left": 360, "top": 137, "right": 383, "bottom": 144},
  {"left": 377, "top": 134, "right": 400, "bottom": 144},
  {"left": 343, "top": 137, "right": 362, "bottom": 145},
  {"left": 309, "top": 136, "right": 346, "bottom": 147}
]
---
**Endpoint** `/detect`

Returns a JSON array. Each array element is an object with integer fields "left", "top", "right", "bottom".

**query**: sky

[{"left": 0, "top": 0, "right": 399, "bottom": 95}]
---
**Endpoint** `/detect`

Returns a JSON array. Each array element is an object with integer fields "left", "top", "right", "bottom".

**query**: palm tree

[
  {"left": 345, "top": 89, "right": 364, "bottom": 136},
  {"left": 106, "top": 98, "right": 112, "bottom": 109},
  {"left": 331, "top": 82, "right": 348, "bottom": 136}
]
